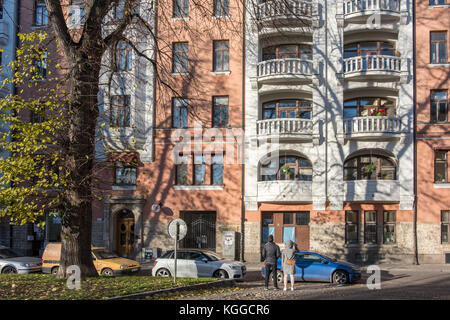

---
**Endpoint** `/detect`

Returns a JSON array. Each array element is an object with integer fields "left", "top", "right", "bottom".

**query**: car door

[
  {"left": 191, "top": 251, "right": 213, "bottom": 277},
  {"left": 302, "top": 254, "right": 332, "bottom": 281},
  {"left": 167, "top": 251, "right": 191, "bottom": 277},
  {"left": 294, "top": 254, "right": 307, "bottom": 281}
]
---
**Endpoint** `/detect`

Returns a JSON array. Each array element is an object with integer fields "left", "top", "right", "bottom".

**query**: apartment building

[
  {"left": 244, "top": 0, "right": 415, "bottom": 263},
  {"left": 93, "top": 0, "right": 245, "bottom": 261},
  {"left": 416, "top": 0, "right": 450, "bottom": 263}
]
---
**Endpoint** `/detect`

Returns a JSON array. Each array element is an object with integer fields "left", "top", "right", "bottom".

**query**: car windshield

[
  {"left": 0, "top": 248, "right": 20, "bottom": 258},
  {"left": 202, "top": 251, "right": 222, "bottom": 261},
  {"left": 93, "top": 250, "right": 120, "bottom": 259}
]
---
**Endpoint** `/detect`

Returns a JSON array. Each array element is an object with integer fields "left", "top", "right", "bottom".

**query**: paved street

[{"left": 174, "top": 264, "right": 450, "bottom": 300}]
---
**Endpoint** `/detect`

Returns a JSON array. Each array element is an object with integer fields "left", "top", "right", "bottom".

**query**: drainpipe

[
  {"left": 240, "top": 0, "right": 246, "bottom": 263},
  {"left": 412, "top": 0, "right": 419, "bottom": 265}
]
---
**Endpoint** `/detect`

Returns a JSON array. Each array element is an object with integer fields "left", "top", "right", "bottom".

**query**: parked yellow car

[{"left": 42, "top": 243, "right": 140, "bottom": 276}]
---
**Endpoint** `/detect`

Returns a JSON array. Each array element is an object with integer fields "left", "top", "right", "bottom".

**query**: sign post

[{"left": 168, "top": 218, "right": 187, "bottom": 284}]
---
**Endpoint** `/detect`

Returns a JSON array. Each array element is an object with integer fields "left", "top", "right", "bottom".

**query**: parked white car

[
  {"left": 152, "top": 249, "right": 246, "bottom": 279},
  {"left": 0, "top": 245, "right": 42, "bottom": 274}
]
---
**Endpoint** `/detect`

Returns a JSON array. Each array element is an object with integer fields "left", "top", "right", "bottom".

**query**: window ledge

[
  {"left": 428, "top": 4, "right": 450, "bottom": 9},
  {"left": 31, "top": 25, "right": 48, "bottom": 30},
  {"left": 171, "top": 72, "right": 190, "bottom": 77},
  {"left": 211, "top": 71, "right": 231, "bottom": 76},
  {"left": 171, "top": 17, "right": 190, "bottom": 22},
  {"left": 112, "top": 185, "right": 136, "bottom": 191},
  {"left": 174, "top": 185, "right": 224, "bottom": 191},
  {"left": 212, "top": 15, "right": 230, "bottom": 20},
  {"left": 429, "top": 63, "right": 450, "bottom": 68},
  {"left": 434, "top": 183, "right": 450, "bottom": 189}
]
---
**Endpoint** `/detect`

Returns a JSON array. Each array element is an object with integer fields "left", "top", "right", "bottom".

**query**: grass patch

[{"left": 0, "top": 274, "right": 218, "bottom": 300}]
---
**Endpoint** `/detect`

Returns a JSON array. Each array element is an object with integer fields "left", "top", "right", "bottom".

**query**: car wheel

[
  {"left": 156, "top": 268, "right": 171, "bottom": 277},
  {"left": 2, "top": 266, "right": 17, "bottom": 274},
  {"left": 270, "top": 270, "right": 284, "bottom": 284},
  {"left": 332, "top": 270, "right": 348, "bottom": 285},
  {"left": 101, "top": 268, "right": 114, "bottom": 276},
  {"left": 213, "top": 269, "right": 229, "bottom": 279},
  {"left": 51, "top": 267, "right": 59, "bottom": 275}
]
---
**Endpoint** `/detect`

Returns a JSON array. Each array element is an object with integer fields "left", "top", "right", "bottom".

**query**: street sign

[
  {"left": 167, "top": 218, "right": 187, "bottom": 284},
  {"left": 168, "top": 218, "right": 187, "bottom": 240}
]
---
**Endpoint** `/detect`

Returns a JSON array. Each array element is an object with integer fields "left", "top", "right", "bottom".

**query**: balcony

[
  {"left": 257, "top": 0, "right": 319, "bottom": 31},
  {"left": 345, "top": 180, "right": 400, "bottom": 202},
  {"left": 343, "top": 55, "right": 404, "bottom": 81},
  {"left": 257, "top": 58, "right": 313, "bottom": 84},
  {"left": 343, "top": 116, "right": 401, "bottom": 140},
  {"left": 343, "top": 0, "right": 402, "bottom": 22},
  {"left": 257, "top": 180, "right": 312, "bottom": 203},
  {"left": 257, "top": 118, "right": 313, "bottom": 141}
]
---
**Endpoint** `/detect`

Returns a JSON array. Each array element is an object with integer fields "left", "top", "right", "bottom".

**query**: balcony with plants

[{"left": 342, "top": 97, "right": 402, "bottom": 140}]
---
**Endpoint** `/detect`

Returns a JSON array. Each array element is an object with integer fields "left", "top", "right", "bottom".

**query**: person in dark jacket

[{"left": 262, "top": 234, "right": 281, "bottom": 290}]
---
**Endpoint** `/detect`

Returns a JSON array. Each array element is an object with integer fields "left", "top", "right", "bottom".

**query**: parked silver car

[
  {"left": 0, "top": 245, "right": 42, "bottom": 274},
  {"left": 152, "top": 249, "right": 246, "bottom": 279}
]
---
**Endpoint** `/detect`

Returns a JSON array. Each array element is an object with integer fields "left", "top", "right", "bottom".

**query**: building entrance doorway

[{"left": 116, "top": 209, "right": 135, "bottom": 257}]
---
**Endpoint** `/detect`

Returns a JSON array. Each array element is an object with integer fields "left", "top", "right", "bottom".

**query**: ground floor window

[
  {"left": 383, "top": 211, "right": 396, "bottom": 244},
  {"left": 442, "top": 211, "right": 449, "bottom": 243},
  {"left": 345, "top": 211, "right": 359, "bottom": 244},
  {"left": 364, "top": 211, "right": 378, "bottom": 244}
]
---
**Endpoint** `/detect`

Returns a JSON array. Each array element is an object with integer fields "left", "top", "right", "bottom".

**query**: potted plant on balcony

[
  {"left": 371, "top": 108, "right": 387, "bottom": 116},
  {"left": 280, "top": 164, "right": 291, "bottom": 176},
  {"left": 363, "top": 163, "right": 377, "bottom": 175}
]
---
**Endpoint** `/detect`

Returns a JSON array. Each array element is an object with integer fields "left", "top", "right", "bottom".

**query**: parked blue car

[{"left": 261, "top": 251, "right": 361, "bottom": 285}]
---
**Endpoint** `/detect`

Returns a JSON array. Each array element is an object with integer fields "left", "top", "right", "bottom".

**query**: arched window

[
  {"left": 344, "top": 97, "right": 396, "bottom": 118},
  {"left": 260, "top": 155, "right": 312, "bottom": 181},
  {"left": 344, "top": 153, "right": 396, "bottom": 181},
  {"left": 263, "top": 100, "right": 312, "bottom": 120},
  {"left": 262, "top": 44, "right": 312, "bottom": 61}
]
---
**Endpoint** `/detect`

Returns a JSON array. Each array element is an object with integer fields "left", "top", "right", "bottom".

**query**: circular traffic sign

[{"left": 168, "top": 218, "right": 187, "bottom": 240}]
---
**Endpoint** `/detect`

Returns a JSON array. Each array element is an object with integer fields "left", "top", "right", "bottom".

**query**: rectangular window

[
  {"left": 173, "top": 42, "right": 188, "bottom": 73},
  {"left": 213, "top": 40, "right": 229, "bottom": 72},
  {"left": 383, "top": 211, "right": 396, "bottom": 244},
  {"left": 430, "top": 32, "right": 447, "bottom": 64},
  {"left": 172, "top": 98, "right": 188, "bottom": 128},
  {"left": 174, "top": 0, "right": 189, "bottom": 17},
  {"left": 34, "top": 51, "right": 48, "bottom": 80},
  {"left": 430, "top": 90, "right": 448, "bottom": 123},
  {"left": 214, "top": 0, "right": 229, "bottom": 16},
  {"left": 194, "top": 154, "right": 206, "bottom": 185},
  {"left": 296, "top": 212, "right": 310, "bottom": 225},
  {"left": 176, "top": 163, "right": 188, "bottom": 185},
  {"left": 110, "top": 95, "right": 131, "bottom": 127},
  {"left": 69, "top": 0, "right": 85, "bottom": 26},
  {"left": 442, "top": 211, "right": 450, "bottom": 243},
  {"left": 435, "top": 150, "right": 448, "bottom": 183},
  {"left": 430, "top": 0, "right": 447, "bottom": 5},
  {"left": 211, "top": 154, "right": 223, "bottom": 185},
  {"left": 212, "top": 96, "right": 229, "bottom": 127},
  {"left": 345, "top": 211, "right": 359, "bottom": 244},
  {"left": 115, "top": 162, "right": 137, "bottom": 185},
  {"left": 116, "top": 41, "right": 132, "bottom": 71},
  {"left": 364, "top": 211, "right": 378, "bottom": 244},
  {"left": 35, "top": 1, "right": 48, "bottom": 26}
]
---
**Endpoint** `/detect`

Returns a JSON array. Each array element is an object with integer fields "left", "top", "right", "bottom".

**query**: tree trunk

[{"left": 56, "top": 54, "right": 102, "bottom": 279}]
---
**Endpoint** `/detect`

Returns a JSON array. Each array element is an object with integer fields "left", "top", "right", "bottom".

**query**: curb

[{"left": 106, "top": 279, "right": 236, "bottom": 300}]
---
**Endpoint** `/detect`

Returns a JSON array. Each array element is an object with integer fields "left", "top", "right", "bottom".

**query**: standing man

[{"left": 262, "top": 234, "right": 281, "bottom": 290}]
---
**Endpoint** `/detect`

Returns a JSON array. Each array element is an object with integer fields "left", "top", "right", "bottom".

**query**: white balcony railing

[
  {"left": 343, "top": 116, "right": 401, "bottom": 135},
  {"left": 343, "top": 0, "right": 401, "bottom": 15},
  {"left": 257, "top": 118, "right": 313, "bottom": 136},
  {"left": 257, "top": 58, "right": 313, "bottom": 78},
  {"left": 257, "top": 180, "right": 313, "bottom": 202},
  {"left": 343, "top": 55, "right": 402, "bottom": 74},
  {"left": 258, "top": 0, "right": 314, "bottom": 20}
]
